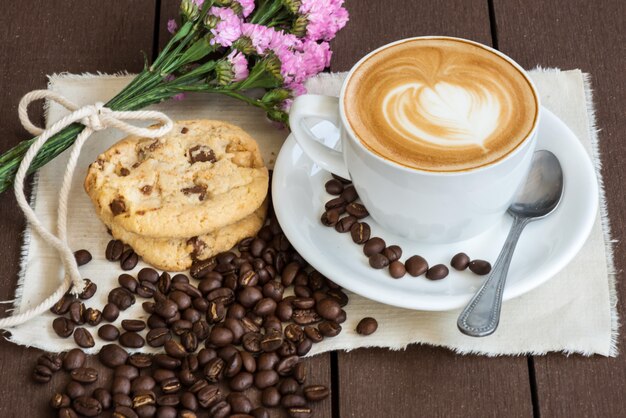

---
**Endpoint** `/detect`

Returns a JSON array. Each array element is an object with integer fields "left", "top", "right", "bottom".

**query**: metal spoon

[{"left": 457, "top": 150, "right": 564, "bottom": 337}]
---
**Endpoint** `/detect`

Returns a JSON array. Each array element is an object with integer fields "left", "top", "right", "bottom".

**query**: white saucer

[{"left": 272, "top": 108, "right": 598, "bottom": 311}]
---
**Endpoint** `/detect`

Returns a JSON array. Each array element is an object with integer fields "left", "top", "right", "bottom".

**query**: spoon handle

[{"left": 457, "top": 217, "right": 530, "bottom": 337}]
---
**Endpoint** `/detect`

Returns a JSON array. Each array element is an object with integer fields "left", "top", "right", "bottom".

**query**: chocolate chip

[
  {"left": 188, "top": 145, "right": 217, "bottom": 164},
  {"left": 140, "top": 185, "right": 153, "bottom": 195},
  {"left": 110, "top": 198, "right": 126, "bottom": 216},
  {"left": 181, "top": 185, "right": 207, "bottom": 201}
]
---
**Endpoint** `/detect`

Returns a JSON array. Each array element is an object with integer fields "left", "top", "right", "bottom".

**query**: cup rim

[{"left": 338, "top": 36, "right": 541, "bottom": 176}]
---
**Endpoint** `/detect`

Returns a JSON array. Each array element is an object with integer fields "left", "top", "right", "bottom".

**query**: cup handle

[{"left": 289, "top": 95, "right": 351, "bottom": 179}]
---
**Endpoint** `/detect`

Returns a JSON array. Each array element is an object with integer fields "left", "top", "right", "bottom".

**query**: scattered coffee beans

[
  {"left": 363, "top": 237, "right": 385, "bottom": 257},
  {"left": 388, "top": 261, "right": 406, "bottom": 278},
  {"left": 73, "top": 249, "right": 92, "bottom": 266},
  {"left": 73, "top": 327, "right": 95, "bottom": 348},
  {"left": 450, "top": 252, "right": 471, "bottom": 270},
  {"left": 405, "top": 255, "right": 428, "bottom": 277},
  {"left": 356, "top": 317, "right": 378, "bottom": 335},
  {"left": 426, "top": 264, "right": 449, "bottom": 280}
]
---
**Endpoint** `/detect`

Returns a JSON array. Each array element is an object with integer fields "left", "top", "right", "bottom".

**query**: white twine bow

[{"left": 0, "top": 90, "right": 173, "bottom": 328}]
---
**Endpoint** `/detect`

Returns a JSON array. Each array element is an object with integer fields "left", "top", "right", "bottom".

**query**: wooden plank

[
  {"left": 494, "top": 0, "right": 626, "bottom": 417},
  {"left": 0, "top": 1, "right": 156, "bottom": 416},
  {"left": 330, "top": 1, "right": 533, "bottom": 417}
]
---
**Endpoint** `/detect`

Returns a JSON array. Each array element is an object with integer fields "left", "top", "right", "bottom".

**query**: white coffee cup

[{"left": 289, "top": 37, "right": 540, "bottom": 243}]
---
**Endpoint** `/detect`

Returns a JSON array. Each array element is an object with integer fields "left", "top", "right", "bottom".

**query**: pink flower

[
  {"left": 276, "top": 40, "right": 332, "bottom": 96},
  {"left": 235, "top": 0, "right": 255, "bottom": 17},
  {"left": 209, "top": 7, "right": 242, "bottom": 47},
  {"left": 167, "top": 19, "right": 178, "bottom": 34},
  {"left": 227, "top": 50, "right": 249, "bottom": 82},
  {"left": 299, "top": 0, "right": 349, "bottom": 41},
  {"left": 193, "top": 0, "right": 204, "bottom": 6}
]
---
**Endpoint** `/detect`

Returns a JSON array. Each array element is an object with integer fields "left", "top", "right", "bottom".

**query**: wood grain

[
  {"left": 495, "top": 0, "right": 626, "bottom": 417},
  {"left": 0, "top": 1, "right": 156, "bottom": 416},
  {"left": 331, "top": 1, "right": 533, "bottom": 417}
]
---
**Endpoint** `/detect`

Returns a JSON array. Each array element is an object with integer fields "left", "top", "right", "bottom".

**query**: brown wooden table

[{"left": 0, "top": 1, "right": 623, "bottom": 416}]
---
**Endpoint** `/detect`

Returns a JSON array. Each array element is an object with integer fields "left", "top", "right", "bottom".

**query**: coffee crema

[{"left": 344, "top": 38, "right": 538, "bottom": 172}]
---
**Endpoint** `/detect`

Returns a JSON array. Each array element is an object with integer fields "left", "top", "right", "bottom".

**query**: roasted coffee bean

[
  {"left": 38, "top": 353, "right": 62, "bottom": 372},
  {"left": 160, "top": 340, "right": 184, "bottom": 359},
  {"left": 74, "top": 250, "right": 91, "bottom": 267},
  {"left": 112, "top": 394, "right": 132, "bottom": 408},
  {"left": 73, "top": 396, "right": 102, "bottom": 416},
  {"left": 336, "top": 309, "right": 347, "bottom": 324},
  {"left": 122, "top": 319, "right": 146, "bottom": 332},
  {"left": 69, "top": 301, "right": 85, "bottom": 325},
  {"left": 190, "top": 258, "right": 217, "bottom": 279},
  {"left": 262, "top": 281, "right": 284, "bottom": 302},
  {"left": 115, "top": 365, "right": 139, "bottom": 380},
  {"left": 294, "top": 362, "right": 307, "bottom": 384},
  {"left": 78, "top": 279, "right": 97, "bottom": 299},
  {"left": 292, "top": 309, "right": 321, "bottom": 325},
  {"left": 304, "top": 326, "right": 323, "bottom": 342},
  {"left": 316, "top": 297, "right": 342, "bottom": 321},
  {"left": 63, "top": 348, "right": 86, "bottom": 371},
  {"left": 136, "top": 405, "right": 157, "bottom": 417},
  {"left": 73, "top": 327, "right": 95, "bottom": 348},
  {"left": 254, "top": 352, "right": 277, "bottom": 372},
  {"left": 66, "top": 381, "right": 86, "bottom": 399},
  {"left": 278, "top": 377, "right": 299, "bottom": 395},
  {"left": 50, "top": 294, "right": 75, "bottom": 315},
  {"left": 261, "top": 387, "right": 281, "bottom": 407},
  {"left": 53, "top": 317, "right": 75, "bottom": 338},
  {"left": 171, "top": 282, "right": 202, "bottom": 299},
  {"left": 180, "top": 391, "right": 198, "bottom": 411},
  {"left": 154, "top": 354, "right": 181, "bottom": 370},
  {"left": 106, "top": 239, "right": 124, "bottom": 261},
  {"left": 207, "top": 287, "right": 234, "bottom": 305},
  {"left": 93, "top": 388, "right": 112, "bottom": 410},
  {"left": 228, "top": 392, "right": 253, "bottom": 414},
  {"left": 154, "top": 299, "right": 178, "bottom": 319},
  {"left": 155, "top": 405, "right": 177, "bottom": 418},
  {"left": 146, "top": 328, "right": 171, "bottom": 347},
  {"left": 71, "top": 367, "right": 98, "bottom": 383},
  {"left": 182, "top": 307, "right": 201, "bottom": 323},
  {"left": 363, "top": 237, "right": 385, "bottom": 256},
  {"left": 469, "top": 259, "right": 492, "bottom": 275},
  {"left": 325, "top": 197, "right": 345, "bottom": 211},
  {"left": 197, "top": 384, "right": 222, "bottom": 408},
  {"left": 148, "top": 314, "right": 167, "bottom": 329},
  {"left": 324, "top": 179, "right": 344, "bottom": 195},
  {"left": 208, "top": 326, "right": 233, "bottom": 347},
  {"left": 382, "top": 245, "right": 402, "bottom": 262},
  {"left": 237, "top": 351, "right": 254, "bottom": 374},
  {"left": 143, "top": 301, "right": 156, "bottom": 313},
  {"left": 349, "top": 222, "right": 371, "bottom": 245},
  {"left": 102, "top": 302, "right": 120, "bottom": 322},
  {"left": 389, "top": 260, "right": 406, "bottom": 278},
  {"left": 132, "top": 390, "right": 156, "bottom": 409},
  {"left": 99, "top": 344, "right": 129, "bottom": 368},
  {"left": 240, "top": 332, "right": 262, "bottom": 353},
  {"left": 294, "top": 285, "right": 312, "bottom": 298},
  {"left": 180, "top": 331, "right": 198, "bottom": 352},
  {"left": 113, "top": 405, "right": 138, "bottom": 418},
  {"left": 198, "top": 276, "right": 222, "bottom": 296},
  {"left": 281, "top": 394, "right": 307, "bottom": 408},
  {"left": 157, "top": 394, "right": 180, "bottom": 407},
  {"left": 345, "top": 202, "right": 369, "bottom": 219},
  {"left": 120, "top": 249, "right": 139, "bottom": 270},
  {"left": 208, "top": 400, "right": 231, "bottom": 418},
  {"left": 136, "top": 281, "right": 157, "bottom": 298},
  {"left": 137, "top": 267, "right": 159, "bottom": 284},
  {"left": 254, "top": 298, "right": 277, "bottom": 317},
  {"left": 335, "top": 215, "right": 358, "bottom": 233},
  {"left": 229, "top": 371, "right": 254, "bottom": 391},
  {"left": 276, "top": 301, "right": 293, "bottom": 321},
  {"left": 128, "top": 353, "right": 152, "bottom": 368},
  {"left": 251, "top": 407, "right": 270, "bottom": 418},
  {"left": 405, "top": 255, "right": 429, "bottom": 277},
  {"left": 204, "top": 357, "right": 225, "bottom": 382},
  {"left": 297, "top": 338, "right": 313, "bottom": 356},
  {"left": 288, "top": 407, "right": 313, "bottom": 418},
  {"left": 319, "top": 321, "right": 342, "bottom": 337},
  {"left": 356, "top": 317, "right": 378, "bottom": 336},
  {"left": 276, "top": 355, "right": 299, "bottom": 376},
  {"left": 32, "top": 364, "right": 52, "bottom": 383},
  {"left": 369, "top": 253, "right": 390, "bottom": 269},
  {"left": 426, "top": 264, "right": 449, "bottom": 280},
  {"left": 118, "top": 274, "right": 138, "bottom": 293},
  {"left": 131, "top": 376, "right": 156, "bottom": 394},
  {"left": 320, "top": 209, "right": 340, "bottom": 227},
  {"left": 119, "top": 332, "right": 145, "bottom": 348},
  {"left": 58, "top": 407, "right": 78, "bottom": 418},
  {"left": 172, "top": 273, "right": 190, "bottom": 284},
  {"left": 451, "top": 252, "right": 471, "bottom": 270},
  {"left": 51, "top": 393, "right": 71, "bottom": 409},
  {"left": 237, "top": 287, "right": 263, "bottom": 308},
  {"left": 260, "top": 329, "right": 283, "bottom": 352},
  {"left": 108, "top": 287, "right": 136, "bottom": 310},
  {"left": 112, "top": 376, "right": 131, "bottom": 395},
  {"left": 153, "top": 369, "right": 176, "bottom": 383},
  {"left": 160, "top": 377, "right": 181, "bottom": 394},
  {"left": 281, "top": 262, "right": 300, "bottom": 287},
  {"left": 84, "top": 308, "right": 102, "bottom": 326},
  {"left": 328, "top": 288, "right": 349, "bottom": 306},
  {"left": 284, "top": 324, "right": 305, "bottom": 343},
  {"left": 255, "top": 370, "right": 279, "bottom": 389}
]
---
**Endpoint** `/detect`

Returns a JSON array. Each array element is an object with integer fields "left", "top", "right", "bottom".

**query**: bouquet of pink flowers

[{"left": 0, "top": 0, "right": 349, "bottom": 193}]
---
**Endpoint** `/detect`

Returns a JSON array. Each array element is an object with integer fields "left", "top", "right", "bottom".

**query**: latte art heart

[
  {"left": 344, "top": 38, "right": 538, "bottom": 172},
  {"left": 383, "top": 81, "right": 502, "bottom": 149}
]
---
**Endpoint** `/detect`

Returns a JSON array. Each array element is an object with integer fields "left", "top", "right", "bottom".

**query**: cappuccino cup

[{"left": 289, "top": 36, "right": 540, "bottom": 243}]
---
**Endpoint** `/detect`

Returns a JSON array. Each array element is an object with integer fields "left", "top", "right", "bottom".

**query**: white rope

[{"left": 1, "top": 90, "right": 173, "bottom": 328}]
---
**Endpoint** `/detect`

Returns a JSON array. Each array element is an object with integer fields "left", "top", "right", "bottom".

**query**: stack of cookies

[{"left": 84, "top": 119, "right": 269, "bottom": 271}]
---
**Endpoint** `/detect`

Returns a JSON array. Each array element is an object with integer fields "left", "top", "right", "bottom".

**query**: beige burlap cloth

[{"left": 8, "top": 69, "right": 617, "bottom": 356}]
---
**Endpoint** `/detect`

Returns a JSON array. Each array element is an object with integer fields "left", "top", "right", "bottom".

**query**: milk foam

[{"left": 344, "top": 38, "right": 538, "bottom": 172}]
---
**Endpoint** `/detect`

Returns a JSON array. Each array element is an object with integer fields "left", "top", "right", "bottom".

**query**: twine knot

[{"left": 0, "top": 90, "right": 173, "bottom": 329}]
